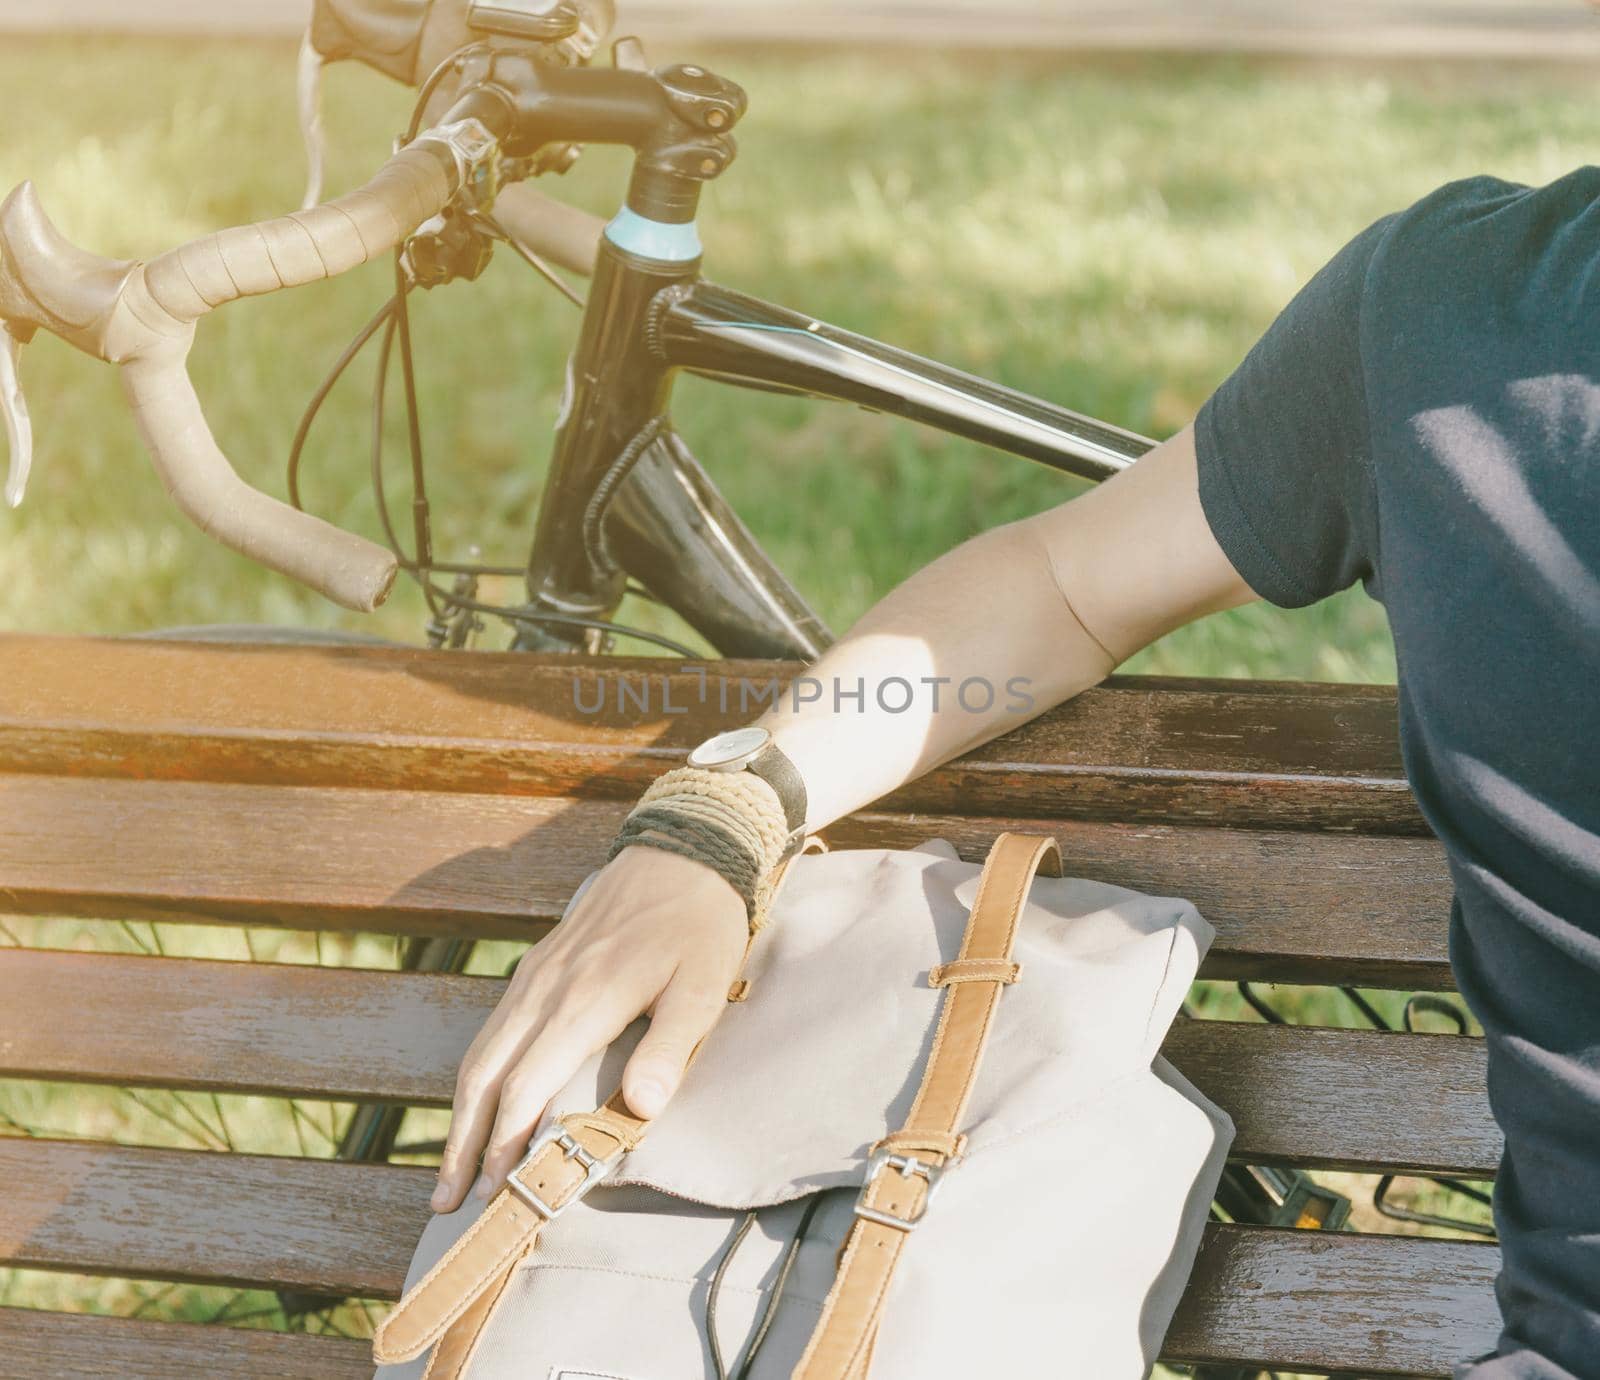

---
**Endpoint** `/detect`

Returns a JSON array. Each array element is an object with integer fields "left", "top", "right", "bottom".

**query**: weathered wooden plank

[
  {"left": 1165, "top": 1223, "right": 1501, "bottom": 1376},
  {"left": 1163, "top": 1021, "right": 1496, "bottom": 1178},
  {"left": 0, "top": 950, "right": 492, "bottom": 1107},
  {"left": 0, "top": 775, "right": 587, "bottom": 936},
  {"left": 0, "top": 1307, "right": 372, "bottom": 1380},
  {"left": 0, "top": 635, "right": 1425, "bottom": 833},
  {"left": 0, "top": 952, "right": 1497, "bottom": 1176},
  {"left": 835, "top": 812, "right": 1455, "bottom": 988},
  {"left": 0, "top": 1137, "right": 1499, "bottom": 1377},
  {"left": 0, "top": 1139, "right": 431, "bottom": 1298},
  {"left": 0, "top": 775, "right": 1453, "bottom": 985}
]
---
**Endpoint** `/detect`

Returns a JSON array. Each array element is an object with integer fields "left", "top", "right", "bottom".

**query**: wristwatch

[{"left": 687, "top": 726, "right": 808, "bottom": 850}]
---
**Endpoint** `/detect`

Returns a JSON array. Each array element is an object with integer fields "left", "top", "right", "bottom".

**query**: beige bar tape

[{"left": 0, "top": 131, "right": 470, "bottom": 610}]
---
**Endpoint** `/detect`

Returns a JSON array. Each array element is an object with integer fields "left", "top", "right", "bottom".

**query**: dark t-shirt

[{"left": 1196, "top": 171, "right": 1600, "bottom": 1380}]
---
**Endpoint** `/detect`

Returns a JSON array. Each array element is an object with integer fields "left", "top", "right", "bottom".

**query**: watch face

[{"left": 688, "top": 725, "right": 771, "bottom": 770}]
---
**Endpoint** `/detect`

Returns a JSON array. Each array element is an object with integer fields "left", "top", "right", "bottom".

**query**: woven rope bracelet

[
  {"left": 607, "top": 766, "right": 793, "bottom": 930},
  {"left": 609, "top": 806, "right": 765, "bottom": 913}
]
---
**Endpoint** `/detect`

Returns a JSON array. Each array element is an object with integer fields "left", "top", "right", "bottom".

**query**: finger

[
  {"left": 433, "top": 1062, "right": 502, "bottom": 1211},
  {"left": 430, "top": 947, "right": 566, "bottom": 1211},
  {"left": 622, "top": 966, "right": 729, "bottom": 1121},
  {"left": 433, "top": 1021, "right": 548, "bottom": 1211},
  {"left": 477, "top": 998, "right": 632, "bottom": 1196}
]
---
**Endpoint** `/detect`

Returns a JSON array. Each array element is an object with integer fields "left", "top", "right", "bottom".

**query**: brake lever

[
  {"left": 297, "top": 30, "right": 329, "bottom": 210},
  {"left": 0, "top": 322, "right": 32, "bottom": 508},
  {"left": 0, "top": 115, "right": 489, "bottom": 610}
]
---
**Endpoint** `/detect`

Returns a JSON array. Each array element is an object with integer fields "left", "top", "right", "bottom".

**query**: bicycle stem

[{"left": 436, "top": 48, "right": 747, "bottom": 225}]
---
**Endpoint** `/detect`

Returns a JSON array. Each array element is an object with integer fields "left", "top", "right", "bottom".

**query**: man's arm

[
  {"left": 765, "top": 425, "right": 1256, "bottom": 829},
  {"left": 434, "top": 424, "right": 1257, "bottom": 1210}
]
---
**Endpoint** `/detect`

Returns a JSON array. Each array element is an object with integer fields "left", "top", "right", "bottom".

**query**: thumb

[{"left": 622, "top": 969, "right": 728, "bottom": 1121}]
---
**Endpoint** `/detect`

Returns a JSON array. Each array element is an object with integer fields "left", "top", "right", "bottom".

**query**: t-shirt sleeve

[{"left": 1194, "top": 215, "right": 1392, "bottom": 608}]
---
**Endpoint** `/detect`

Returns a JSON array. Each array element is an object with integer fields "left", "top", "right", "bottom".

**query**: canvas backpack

[{"left": 373, "top": 833, "right": 1233, "bottom": 1379}]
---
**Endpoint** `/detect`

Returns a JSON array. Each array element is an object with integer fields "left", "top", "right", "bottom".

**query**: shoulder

[
  {"left": 1387, "top": 169, "right": 1600, "bottom": 238},
  {"left": 1366, "top": 169, "right": 1600, "bottom": 322}
]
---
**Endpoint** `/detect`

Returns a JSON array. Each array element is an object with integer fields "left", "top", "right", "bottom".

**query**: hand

[{"left": 431, "top": 845, "right": 749, "bottom": 1212}]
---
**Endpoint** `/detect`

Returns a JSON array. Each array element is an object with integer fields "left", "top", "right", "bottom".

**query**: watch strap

[{"left": 747, "top": 742, "right": 808, "bottom": 838}]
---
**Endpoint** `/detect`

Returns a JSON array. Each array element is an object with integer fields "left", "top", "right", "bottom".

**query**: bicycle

[{"left": 0, "top": 3, "right": 1487, "bottom": 1372}]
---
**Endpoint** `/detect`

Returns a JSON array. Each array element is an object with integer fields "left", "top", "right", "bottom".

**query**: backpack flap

[{"left": 543, "top": 838, "right": 1213, "bottom": 1208}]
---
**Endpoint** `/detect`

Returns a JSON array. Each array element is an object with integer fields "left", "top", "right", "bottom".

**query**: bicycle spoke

[
  {"left": 0, "top": 1103, "right": 90, "bottom": 1141},
  {"left": 312, "top": 1312, "right": 359, "bottom": 1339},
  {"left": 115, "top": 920, "right": 155, "bottom": 955},
  {"left": 118, "top": 1088, "right": 227, "bottom": 1151},
  {"left": 204, "top": 1291, "right": 284, "bottom": 1327},
  {"left": 286, "top": 1098, "right": 313, "bottom": 1159},
  {"left": 299, "top": 1098, "right": 344, "bottom": 1152},
  {"left": 204, "top": 1090, "right": 237, "bottom": 1153},
  {"left": 129, "top": 1281, "right": 182, "bottom": 1320}
]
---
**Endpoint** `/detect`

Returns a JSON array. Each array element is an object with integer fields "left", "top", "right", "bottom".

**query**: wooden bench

[{"left": 0, "top": 633, "right": 1503, "bottom": 1377}]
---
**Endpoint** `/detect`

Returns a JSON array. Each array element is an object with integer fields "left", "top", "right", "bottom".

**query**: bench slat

[
  {"left": 0, "top": 636, "right": 1425, "bottom": 833},
  {"left": 0, "top": 775, "right": 1453, "bottom": 986},
  {"left": 0, "top": 1306, "right": 373, "bottom": 1380},
  {"left": 1166, "top": 1222, "right": 1500, "bottom": 1375},
  {"left": 0, "top": 1139, "right": 429, "bottom": 1298},
  {"left": 0, "top": 952, "right": 1499, "bottom": 1176},
  {"left": 0, "top": 1134, "right": 1499, "bottom": 1376},
  {"left": 1163, "top": 1020, "right": 1496, "bottom": 1177},
  {"left": 836, "top": 811, "right": 1453, "bottom": 987}
]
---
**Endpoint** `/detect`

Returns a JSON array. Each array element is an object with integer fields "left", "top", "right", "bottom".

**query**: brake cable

[
  {"left": 368, "top": 250, "right": 696, "bottom": 654},
  {"left": 282, "top": 61, "right": 682, "bottom": 652},
  {"left": 473, "top": 208, "right": 586, "bottom": 309},
  {"left": 404, "top": 44, "right": 488, "bottom": 145},
  {"left": 286, "top": 295, "right": 398, "bottom": 512}
]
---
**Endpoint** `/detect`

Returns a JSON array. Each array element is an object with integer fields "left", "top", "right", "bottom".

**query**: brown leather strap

[
  {"left": 372, "top": 879, "right": 784, "bottom": 1372},
  {"left": 792, "top": 832, "right": 1062, "bottom": 1380},
  {"left": 928, "top": 957, "right": 1022, "bottom": 987},
  {"left": 419, "top": 1246, "right": 523, "bottom": 1380},
  {"left": 371, "top": 1095, "right": 650, "bottom": 1365}
]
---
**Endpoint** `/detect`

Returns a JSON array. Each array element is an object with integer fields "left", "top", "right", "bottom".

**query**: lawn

[
  {"left": 0, "top": 31, "right": 1577, "bottom": 1349},
  {"left": 9, "top": 39, "right": 1598, "bottom": 675}
]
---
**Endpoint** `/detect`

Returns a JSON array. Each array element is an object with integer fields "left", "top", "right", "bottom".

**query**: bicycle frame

[{"left": 510, "top": 224, "right": 1154, "bottom": 660}]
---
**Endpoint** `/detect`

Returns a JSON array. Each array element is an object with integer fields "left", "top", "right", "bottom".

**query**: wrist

[
  {"left": 609, "top": 843, "right": 747, "bottom": 920},
  {"left": 607, "top": 759, "right": 797, "bottom": 931}
]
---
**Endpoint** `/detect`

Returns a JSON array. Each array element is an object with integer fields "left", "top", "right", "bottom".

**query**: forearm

[
  {"left": 757, "top": 516, "right": 1114, "bottom": 831},
  {"left": 757, "top": 426, "right": 1254, "bottom": 832},
  {"left": 438, "top": 431, "right": 1257, "bottom": 1182}
]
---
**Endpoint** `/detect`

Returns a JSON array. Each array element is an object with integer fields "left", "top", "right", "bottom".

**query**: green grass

[
  {"left": 0, "top": 35, "right": 1561, "bottom": 1351},
  {"left": 7, "top": 39, "right": 1597, "bottom": 674}
]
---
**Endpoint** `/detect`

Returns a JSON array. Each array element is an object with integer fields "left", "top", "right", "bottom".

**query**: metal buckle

[
  {"left": 852, "top": 1148, "right": 950, "bottom": 1232},
  {"left": 505, "top": 1125, "right": 623, "bottom": 1221}
]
